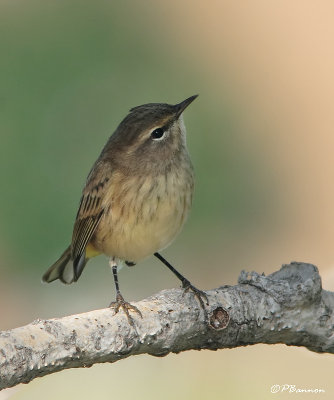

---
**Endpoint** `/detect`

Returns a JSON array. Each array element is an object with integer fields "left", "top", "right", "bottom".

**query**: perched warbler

[{"left": 42, "top": 95, "right": 207, "bottom": 320}]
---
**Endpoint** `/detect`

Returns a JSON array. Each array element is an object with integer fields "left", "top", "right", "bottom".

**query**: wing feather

[{"left": 71, "top": 165, "right": 111, "bottom": 268}]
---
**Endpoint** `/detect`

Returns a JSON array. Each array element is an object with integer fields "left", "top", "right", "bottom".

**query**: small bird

[{"left": 42, "top": 95, "right": 208, "bottom": 320}]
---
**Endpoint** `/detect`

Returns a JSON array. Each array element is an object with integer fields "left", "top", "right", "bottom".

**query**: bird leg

[
  {"left": 154, "top": 252, "right": 209, "bottom": 310},
  {"left": 108, "top": 261, "right": 142, "bottom": 325}
]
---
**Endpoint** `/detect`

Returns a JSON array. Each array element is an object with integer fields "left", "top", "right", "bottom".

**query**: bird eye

[{"left": 151, "top": 128, "right": 165, "bottom": 140}]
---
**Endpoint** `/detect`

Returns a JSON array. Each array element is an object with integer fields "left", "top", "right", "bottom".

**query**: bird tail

[{"left": 42, "top": 245, "right": 88, "bottom": 284}]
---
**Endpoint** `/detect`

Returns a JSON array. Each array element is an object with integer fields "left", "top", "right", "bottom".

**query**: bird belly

[{"left": 92, "top": 174, "right": 193, "bottom": 262}]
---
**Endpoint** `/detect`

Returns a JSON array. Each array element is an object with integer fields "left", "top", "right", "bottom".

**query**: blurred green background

[{"left": 1, "top": 0, "right": 334, "bottom": 399}]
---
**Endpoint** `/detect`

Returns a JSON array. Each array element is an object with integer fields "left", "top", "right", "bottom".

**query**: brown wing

[{"left": 71, "top": 163, "right": 111, "bottom": 270}]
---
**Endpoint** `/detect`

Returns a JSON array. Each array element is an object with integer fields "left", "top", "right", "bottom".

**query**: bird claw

[
  {"left": 109, "top": 292, "right": 142, "bottom": 325},
  {"left": 182, "top": 279, "right": 209, "bottom": 309}
]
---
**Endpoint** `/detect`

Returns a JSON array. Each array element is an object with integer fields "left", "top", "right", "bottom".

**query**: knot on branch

[
  {"left": 238, "top": 262, "right": 322, "bottom": 307},
  {"left": 209, "top": 307, "right": 230, "bottom": 330}
]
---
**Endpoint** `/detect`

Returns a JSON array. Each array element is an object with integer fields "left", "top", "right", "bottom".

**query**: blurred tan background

[{"left": 1, "top": 0, "right": 334, "bottom": 399}]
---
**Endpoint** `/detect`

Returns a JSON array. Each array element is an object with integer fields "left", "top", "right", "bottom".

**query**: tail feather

[
  {"left": 73, "top": 252, "right": 88, "bottom": 282},
  {"left": 42, "top": 246, "right": 74, "bottom": 284},
  {"left": 43, "top": 245, "right": 91, "bottom": 284}
]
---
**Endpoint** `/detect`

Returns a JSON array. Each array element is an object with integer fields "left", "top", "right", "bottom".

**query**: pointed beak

[{"left": 175, "top": 94, "right": 198, "bottom": 117}]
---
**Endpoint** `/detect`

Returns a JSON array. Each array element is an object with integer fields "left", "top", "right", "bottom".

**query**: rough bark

[{"left": 1, "top": 262, "right": 333, "bottom": 390}]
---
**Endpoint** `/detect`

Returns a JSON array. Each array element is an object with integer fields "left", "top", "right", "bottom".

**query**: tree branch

[{"left": 1, "top": 262, "right": 333, "bottom": 390}]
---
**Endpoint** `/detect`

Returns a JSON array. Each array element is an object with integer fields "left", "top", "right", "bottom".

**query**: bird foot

[
  {"left": 182, "top": 279, "right": 209, "bottom": 310},
  {"left": 109, "top": 292, "right": 142, "bottom": 325}
]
